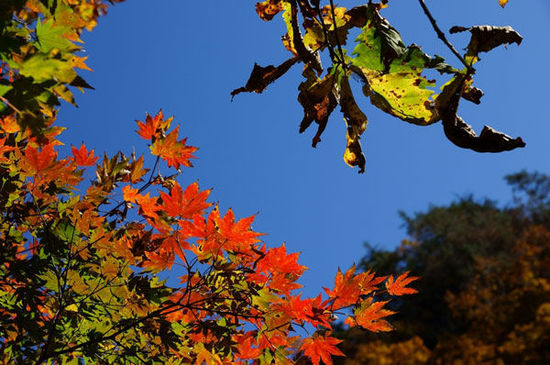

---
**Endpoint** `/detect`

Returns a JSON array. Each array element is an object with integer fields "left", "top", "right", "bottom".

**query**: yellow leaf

[{"left": 65, "top": 304, "right": 78, "bottom": 312}]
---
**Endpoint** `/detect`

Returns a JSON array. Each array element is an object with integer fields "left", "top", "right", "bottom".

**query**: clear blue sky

[{"left": 59, "top": 0, "right": 550, "bottom": 297}]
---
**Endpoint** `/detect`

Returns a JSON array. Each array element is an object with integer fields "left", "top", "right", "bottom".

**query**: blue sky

[{"left": 59, "top": 0, "right": 550, "bottom": 297}]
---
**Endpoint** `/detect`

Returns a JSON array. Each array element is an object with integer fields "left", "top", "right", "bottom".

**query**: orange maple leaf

[
  {"left": 324, "top": 265, "right": 361, "bottom": 309},
  {"left": 215, "top": 208, "right": 263, "bottom": 251},
  {"left": 0, "top": 114, "right": 19, "bottom": 133},
  {"left": 72, "top": 143, "right": 99, "bottom": 166},
  {"left": 143, "top": 248, "right": 174, "bottom": 272},
  {"left": 235, "top": 334, "right": 262, "bottom": 360},
  {"left": 324, "top": 266, "right": 386, "bottom": 309},
  {"left": 122, "top": 185, "right": 141, "bottom": 202},
  {"left": 150, "top": 126, "right": 197, "bottom": 169},
  {"left": 351, "top": 299, "right": 395, "bottom": 332},
  {"left": 136, "top": 110, "right": 172, "bottom": 140},
  {"left": 0, "top": 137, "right": 16, "bottom": 164},
  {"left": 280, "top": 294, "right": 331, "bottom": 328},
  {"left": 160, "top": 181, "right": 211, "bottom": 219},
  {"left": 160, "top": 234, "right": 190, "bottom": 262},
  {"left": 25, "top": 143, "right": 56, "bottom": 172},
  {"left": 385, "top": 271, "right": 419, "bottom": 296},
  {"left": 256, "top": 243, "right": 307, "bottom": 277},
  {"left": 301, "top": 333, "right": 345, "bottom": 365}
]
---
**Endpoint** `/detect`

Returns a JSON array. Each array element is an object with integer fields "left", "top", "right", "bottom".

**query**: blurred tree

[{"left": 336, "top": 171, "right": 550, "bottom": 364}]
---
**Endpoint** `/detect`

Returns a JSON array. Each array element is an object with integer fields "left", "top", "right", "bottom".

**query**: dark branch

[
  {"left": 417, "top": 0, "right": 474, "bottom": 73},
  {"left": 329, "top": 0, "right": 347, "bottom": 70}
]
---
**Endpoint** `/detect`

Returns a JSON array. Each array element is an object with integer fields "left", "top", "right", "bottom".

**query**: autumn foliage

[
  {"left": 0, "top": 106, "right": 423, "bottom": 364},
  {"left": 236, "top": 0, "right": 522, "bottom": 173},
  {"left": 0, "top": 1, "right": 420, "bottom": 363}
]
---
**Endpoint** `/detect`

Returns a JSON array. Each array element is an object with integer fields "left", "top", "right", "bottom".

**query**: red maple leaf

[
  {"left": 323, "top": 265, "right": 361, "bottom": 309},
  {"left": 25, "top": 143, "right": 56, "bottom": 172},
  {"left": 143, "top": 248, "right": 174, "bottom": 272},
  {"left": 136, "top": 110, "right": 172, "bottom": 140},
  {"left": 150, "top": 126, "right": 197, "bottom": 169},
  {"left": 215, "top": 208, "right": 263, "bottom": 252},
  {"left": 122, "top": 185, "right": 140, "bottom": 202},
  {"left": 256, "top": 243, "right": 306, "bottom": 277},
  {"left": 301, "top": 333, "right": 345, "bottom": 365},
  {"left": 160, "top": 181, "right": 211, "bottom": 219},
  {"left": 385, "top": 271, "right": 419, "bottom": 296},
  {"left": 235, "top": 334, "right": 262, "bottom": 360},
  {"left": 72, "top": 143, "right": 99, "bottom": 166}
]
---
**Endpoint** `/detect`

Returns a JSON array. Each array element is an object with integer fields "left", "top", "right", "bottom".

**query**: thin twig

[
  {"left": 313, "top": 1, "right": 340, "bottom": 63},
  {"left": 0, "top": 95, "right": 21, "bottom": 114},
  {"left": 417, "top": 0, "right": 474, "bottom": 73},
  {"left": 329, "top": 0, "right": 347, "bottom": 70}
]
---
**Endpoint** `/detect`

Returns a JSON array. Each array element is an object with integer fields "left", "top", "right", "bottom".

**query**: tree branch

[
  {"left": 329, "top": 0, "right": 347, "bottom": 70},
  {"left": 417, "top": 0, "right": 474, "bottom": 73}
]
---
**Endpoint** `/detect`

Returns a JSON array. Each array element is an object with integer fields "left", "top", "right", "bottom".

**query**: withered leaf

[
  {"left": 297, "top": 65, "right": 337, "bottom": 147},
  {"left": 231, "top": 56, "right": 299, "bottom": 97},
  {"left": 256, "top": 0, "right": 284, "bottom": 21},
  {"left": 450, "top": 25, "right": 523, "bottom": 57},
  {"left": 340, "top": 75, "right": 367, "bottom": 173},
  {"left": 439, "top": 76, "right": 525, "bottom": 153}
]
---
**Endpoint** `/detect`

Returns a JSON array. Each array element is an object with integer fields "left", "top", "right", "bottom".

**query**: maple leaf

[
  {"left": 280, "top": 294, "right": 331, "bottom": 328},
  {"left": 194, "top": 343, "right": 222, "bottom": 365},
  {"left": 160, "top": 181, "right": 211, "bottom": 219},
  {"left": 0, "top": 114, "right": 19, "bottom": 133},
  {"left": 215, "top": 208, "right": 263, "bottom": 251},
  {"left": 323, "top": 265, "right": 361, "bottom": 309},
  {"left": 235, "top": 334, "right": 262, "bottom": 360},
  {"left": 122, "top": 186, "right": 161, "bottom": 220},
  {"left": 0, "top": 137, "right": 16, "bottom": 164},
  {"left": 143, "top": 248, "right": 174, "bottom": 272},
  {"left": 355, "top": 270, "right": 387, "bottom": 296},
  {"left": 385, "top": 271, "right": 419, "bottom": 296},
  {"left": 122, "top": 185, "right": 141, "bottom": 202},
  {"left": 499, "top": 0, "right": 509, "bottom": 7},
  {"left": 150, "top": 126, "right": 197, "bottom": 169},
  {"left": 25, "top": 143, "right": 57, "bottom": 173},
  {"left": 136, "top": 110, "right": 172, "bottom": 140},
  {"left": 160, "top": 234, "right": 190, "bottom": 262},
  {"left": 301, "top": 333, "right": 345, "bottom": 365},
  {"left": 72, "top": 143, "right": 99, "bottom": 166},
  {"left": 351, "top": 299, "right": 395, "bottom": 332},
  {"left": 256, "top": 243, "right": 307, "bottom": 277}
]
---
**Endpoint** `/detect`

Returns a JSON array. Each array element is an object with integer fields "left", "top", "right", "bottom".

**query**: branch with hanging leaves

[{"left": 233, "top": 0, "right": 523, "bottom": 173}]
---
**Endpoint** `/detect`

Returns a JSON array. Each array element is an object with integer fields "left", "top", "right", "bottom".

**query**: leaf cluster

[
  {"left": 234, "top": 0, "right": 523, "bottom": 173},
  {"left": 0, "top": 2, "right": 418, "bottom": 364},
  {"left": 0, "top": 0, "right": 124, "bottom": 136}
]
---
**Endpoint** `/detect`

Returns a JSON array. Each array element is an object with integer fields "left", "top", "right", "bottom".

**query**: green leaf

[
  {"left": 351, "top": 8, "right": 457, "bottom": 125},
  {"left": 19, "top": 54, "right": 77, "bottom": 83},
  {"left": 35, "top": 18, "right": 77, "bottom": 53},
  {"left": 0, "top": 84, "right": 12, "bottom": 97}
]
